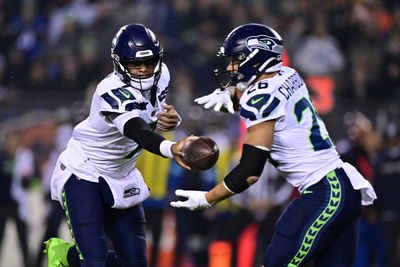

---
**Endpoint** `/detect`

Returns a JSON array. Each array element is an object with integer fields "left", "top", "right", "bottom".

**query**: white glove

[
  {"left": 194, "top": 88, "right": 235, "bottom": 114},
  {"left": 170, "top": 189, "right": 211, "bottom": 210}
]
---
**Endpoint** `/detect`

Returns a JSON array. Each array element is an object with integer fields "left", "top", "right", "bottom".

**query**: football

[{"left": 181, "top": 136, "right": 219, "bottom": 171}]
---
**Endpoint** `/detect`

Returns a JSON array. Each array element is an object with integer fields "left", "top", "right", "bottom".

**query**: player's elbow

[{"left": 246, "top": 175, "right": 259, "bottom": 185}]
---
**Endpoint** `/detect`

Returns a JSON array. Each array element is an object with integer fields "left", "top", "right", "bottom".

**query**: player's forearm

[
  {"left": 123, "top": 117, "right": 174, "bottom": 157},
  {"left": 205, "top": 182, "right": 233, "bottom": 205}
]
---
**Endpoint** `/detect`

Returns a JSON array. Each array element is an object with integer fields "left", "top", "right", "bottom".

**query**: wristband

[
  {"left": 159, "top": 140, "right": 176, "bottom": 158},
  {"left": 200, "top": 193, "right": 212, "bottom": 209}
]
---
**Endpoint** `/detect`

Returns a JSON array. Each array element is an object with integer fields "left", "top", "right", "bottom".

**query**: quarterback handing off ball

[{"left": 181, "top": 137, "right": 219, "bottom": 171}]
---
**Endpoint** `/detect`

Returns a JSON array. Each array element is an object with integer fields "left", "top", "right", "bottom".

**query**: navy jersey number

[{"left": 294, "top": 97, "right": 333, "bottom": 151}]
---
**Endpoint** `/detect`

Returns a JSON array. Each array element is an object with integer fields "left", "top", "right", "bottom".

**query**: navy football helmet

[
  {"left": 111, "top": 24, "right": 163, "bottom": 90},
  {"left": 214, "top": 23, "right": 284, "bottom": 91}
]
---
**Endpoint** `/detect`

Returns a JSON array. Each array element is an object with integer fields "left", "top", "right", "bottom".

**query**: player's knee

[
  {"left": 263, "top": 252, "right": 278, "bottom": 267},
  {"left": 76, "top": 225, "right": 108, "bottom": 260},
  {"left": 80, "top": 241, "right": 108, "bottom": 262},
  {"left": 263, "top": 255, "right": 284, "bottom": 267},
  {"left": 263, "top": 244, "right": 288, "bottom": 267}
]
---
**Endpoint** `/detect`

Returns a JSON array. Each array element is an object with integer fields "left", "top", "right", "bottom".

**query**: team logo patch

[
  {"left": 111, "top": 87, "right": 135, "bottom": 101},
  {"left": 123, "top": 187, "right": 140, "bottom": 198},
  {"left": 245, "top": 35, "right": 283, "bottom": 54},
  {"left": 246, "top": 93, "right": 271, "bottom": 110}
]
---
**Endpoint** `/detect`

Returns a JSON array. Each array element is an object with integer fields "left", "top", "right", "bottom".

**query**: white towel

[
  {"left": 341, "top": 162, "right": 377, "bottom": 206},
  {"left": 50, "top": 159, "right": 73, "bottom": 207},
  {"left": 100, "top": 168, "right": 150, "bottom": 209},
  {"left": 51, "top": 138, "right": 149, "bottom": 209}
]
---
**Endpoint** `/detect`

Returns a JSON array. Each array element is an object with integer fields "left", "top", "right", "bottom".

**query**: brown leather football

[{"left": 181, "top": 136, "right": 219, "bottom": 171}]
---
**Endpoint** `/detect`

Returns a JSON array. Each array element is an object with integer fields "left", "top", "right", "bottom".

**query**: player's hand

[
  {"left": 194, "top": 88, "right": 235, "bottom": 114},
  {"left": 157, "top": 104, "right": 180, "bottom": 132},
  {"left": 170, "top": 135, "right": 198, "bottom": 171},
  {"left": 170, "top": 189, "right": 211, "bottom": 210}
]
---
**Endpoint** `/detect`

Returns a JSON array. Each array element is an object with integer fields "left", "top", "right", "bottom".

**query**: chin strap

[{"left": 150, "top": 85, "right": 157, "bottom": 106}]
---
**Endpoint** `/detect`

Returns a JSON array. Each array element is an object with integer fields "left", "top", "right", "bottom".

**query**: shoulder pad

[
  {"left": 240, "top": 78, "right": 285, "bottom": 123},
  {"left": 101, "top": 88, "right": 148, "bottom": 112},
  {"left": 98, "top": 75, "right": 148, "bottom": 113}
]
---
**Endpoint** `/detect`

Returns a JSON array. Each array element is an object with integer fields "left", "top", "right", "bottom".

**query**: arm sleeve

[
  {"left": 223, "top": 144, "right": 269, "bottom": 193},
  {"left": 120, "top": 116, "right": 166, "bottom": 156}
]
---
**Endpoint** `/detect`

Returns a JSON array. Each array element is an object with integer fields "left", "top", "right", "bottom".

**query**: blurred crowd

[
  {"left": 0, "top": 0, "right": 400, "bottom": 266},
  {"left": 0, "top": 0, "right": 399, "bottom": 110}
]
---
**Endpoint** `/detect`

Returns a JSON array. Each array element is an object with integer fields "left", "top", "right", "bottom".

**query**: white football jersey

[
  {"left": 62, "top": 63, "right": 170, "bottom": 179},
  {"left": 239, "top": 66, "right": 343, "bottom": 191}
]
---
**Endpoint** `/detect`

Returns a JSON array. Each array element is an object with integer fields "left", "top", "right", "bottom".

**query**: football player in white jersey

[
  {"left": 44, "top": 24, "right": 194, "bottom": 267},
  {"left": 171, "top": 23, "right": 377, "bottom": 266}
]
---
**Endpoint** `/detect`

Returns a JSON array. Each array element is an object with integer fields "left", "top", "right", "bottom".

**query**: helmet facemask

[
  {"left": 125, "top": 55, "right": 162, "bottom": 91},
  {"left": 214, "top": 49, "right": 245, "bottom": 89},
  {"left": 112, "top": 53, "right": 162, "bottom": 91},
  {"left": 110, "top": 24, "right": 163, "bottom": 92},
  {"left": 214, "top": 23, "right": 284, "bottom": 91}
]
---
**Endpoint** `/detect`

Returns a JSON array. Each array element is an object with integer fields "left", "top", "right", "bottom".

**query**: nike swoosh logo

[
  {"left": 119, "top": 89, "right": 131, "bottom": 99},
  {"left": 303, "top": 190, "right": 313, "bottom": 194},
  {"left": 251, "top": 96, "right": 264, "bottom": 105}
]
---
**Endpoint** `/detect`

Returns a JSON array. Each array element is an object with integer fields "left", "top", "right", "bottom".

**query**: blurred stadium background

[{"left": 0, "top": 0, "right": 399, "bottom": 267}]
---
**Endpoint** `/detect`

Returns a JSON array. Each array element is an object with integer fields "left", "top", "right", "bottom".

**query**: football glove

[
  {"left": 194, "top": 88, "right": 235, "bottom": 114},
  {"left": 170, "top": 189, "right": 211, "bottom": 210}
]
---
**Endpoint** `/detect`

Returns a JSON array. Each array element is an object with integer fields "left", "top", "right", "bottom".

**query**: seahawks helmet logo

[{"left": 246, "top": 35, "right": 283, "bottom": 54}]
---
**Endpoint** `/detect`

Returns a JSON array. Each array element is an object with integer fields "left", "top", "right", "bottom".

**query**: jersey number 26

[{"left": 294, "top": 97, "right": 333, "bottom": 152}]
